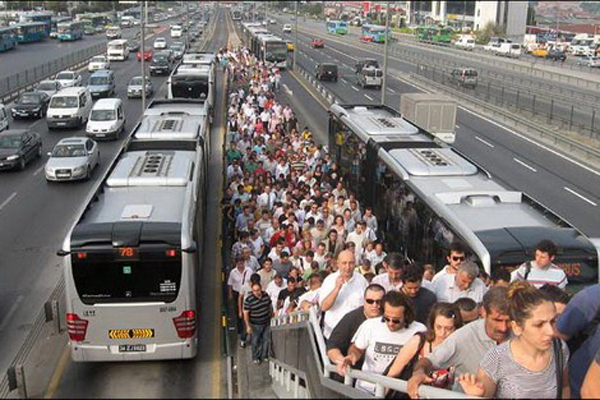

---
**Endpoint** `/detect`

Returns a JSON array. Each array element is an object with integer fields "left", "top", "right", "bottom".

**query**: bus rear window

[
  {"left": 72, "top": 254, "right": 181, "bottom": 304},
  {"left": 171, "top": 76, "right": 209, "bottom": 99}
]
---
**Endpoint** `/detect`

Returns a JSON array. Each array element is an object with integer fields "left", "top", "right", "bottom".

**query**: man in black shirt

[
  {"left": 276, "top": 276, "right": 307, "bottom": 311},
  {"left": 400, "top": 263, "right": 438, "bottom": 324},
  {"left": 326, "top": 283, "right": 385, "bottom": 369},
  {"left": 244, "top": 282, "right": 274, "bottom": 364}
]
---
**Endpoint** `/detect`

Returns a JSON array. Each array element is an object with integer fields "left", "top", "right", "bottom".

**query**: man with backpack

[
  {"left": 510, "top": 239, "right": 567, "bottom": 289},
  {"left": 556, "top": 283, "right": 600, "bottom": 398}
]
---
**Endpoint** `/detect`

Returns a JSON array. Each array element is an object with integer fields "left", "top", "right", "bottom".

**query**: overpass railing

[{"left": 269, "top": 307, "right": 473, "bottom": 399}]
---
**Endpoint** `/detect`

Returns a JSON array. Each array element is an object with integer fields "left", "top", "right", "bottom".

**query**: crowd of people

[{"left": 220, "top": 45, "right": 600, "bottom": 398}]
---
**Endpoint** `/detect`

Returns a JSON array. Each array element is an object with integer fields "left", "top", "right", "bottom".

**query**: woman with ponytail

[{"left": 457, "top": 281, "right": 570, "bottom": 398}]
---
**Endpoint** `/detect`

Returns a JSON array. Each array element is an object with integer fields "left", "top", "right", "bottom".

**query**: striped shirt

[
  {"left": 244, "top": 292, "right": 273, "bottom": 325},
  {"left": 510, "top": 261, "right": 568, "bottom": 289}
]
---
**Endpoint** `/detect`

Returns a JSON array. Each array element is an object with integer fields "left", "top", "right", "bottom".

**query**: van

[
  {"left": 87, "top": 70, "right": 116, "bottom": 98},
  {"left": 283, "top": 24, "right": 292, "bottom": 33},
  {"left": 454, "top": 36, "right": 475, "bottom": 51},
  {"left": 86, "top": 98, "right": 126, "bottom": 140},
  {"left": 0, "top": 104, "right": 9, "bottom": 132},
  {"left": 355, "top": 58, "right": 379, "bottom": 74},
  {"left": 315, "top": 62, "right": 338, "bottom": 82},
  {"left": 496, "top": 42, "right": 521, "bottom": 58},
  {"left": 357, "top": 66, "right": 383, "bottom": 89},
  {"left": 449, "top": 68, "right": 478, "bottom": 88},
  {"left": 107, "top": 39, "right": 130, "bottom": 61},
  {"left": 46, "top": 87, "right": 93, "bottom": 130}
]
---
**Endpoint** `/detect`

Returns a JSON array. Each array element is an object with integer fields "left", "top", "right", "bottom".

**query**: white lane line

[
  {"left": 564, "top": 187, "right": 598, "bottom": 206},
  {"left": 364, "top": 94, "right": 374, "bottom": 101},
  {"left": 455, "top": 124, "right": 460, "bottom": 129},
  {"left": 475, "top": 136, "right": 495, "bottom": 148},
  {"left": 461, "top": 108, "right": 600, "bottom": 178},
  {"left": 513, "top": 158, "right": 538, "bottom": 172},
  {"left": 0, "top": 295, "right": 24, "bottom": 331},
  {"left": 33, "top": 165, "right": 45, "bottom": 176},
  {"left": 351, "top": 86, "right": 360, "bottom": 92},
  {"left": 388, "top": 88, "right": 395, "bottom": 93},
  {"left": 0, "top": 192, "right": 17, "bottom": 212},
  {"left": 340, "top": 78, "right": 347, "bottom": 83}
]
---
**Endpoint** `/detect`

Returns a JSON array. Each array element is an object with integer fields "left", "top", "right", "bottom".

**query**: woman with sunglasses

[{"left": 385, "top": 303, "right": 463, "bottom": 383}]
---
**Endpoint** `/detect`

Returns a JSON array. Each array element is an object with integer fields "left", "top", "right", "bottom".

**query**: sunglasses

[
  {"left": 382, "top": 316, "right": 402, "bottom": 325},
  {"left": 365, "top": 299, "right": 382, "bottom": 305},
  {"left": 451, "top": 256, "right": 466, "bottom": 262}
]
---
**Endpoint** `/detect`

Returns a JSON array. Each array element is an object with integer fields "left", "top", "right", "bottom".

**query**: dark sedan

[
  {"left": 547, "top": 49, "right": 567, "bottom": 61},
  {"left": 0, "top": 130, "right": 42, "bottom": 171},
  {"left": 11, "top": 91, "right": 50, "bottom": 119}
]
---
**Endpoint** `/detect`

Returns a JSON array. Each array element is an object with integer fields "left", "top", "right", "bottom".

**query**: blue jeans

[{"left": 250, "top": 323, "right": 271, "bottom": 361}]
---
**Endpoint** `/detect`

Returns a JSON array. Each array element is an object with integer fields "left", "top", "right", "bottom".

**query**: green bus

[{"left": 416, "top": 25, "right": 453, "bottom": 43}]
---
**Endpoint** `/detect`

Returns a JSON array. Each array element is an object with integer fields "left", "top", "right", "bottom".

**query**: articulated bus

[
  {"left": 60, "top": 99, "right": 209, "bottom": 361},
  {"left": 167, "top": 64, "right": 215, "bottom": 118},
  {"left": 232, "top": 10, "right": 242, "bottom": 21},
  {"left": 57, "top": 20, "right": 84, "bottom": 41},
  {"left": 14, "top": 22, "right": 48, "bottom": 43},
  {"left": 328, "top": 103, "right": 600, "bottom": 293},
  {"left": 326, "top": 20, "right": 348, "bottom": 35},
  {"left": 19, "top": 11, "right": 52, "bottom": 35},
  {"left": 361, "top": 24, "right": 389, "bottom": 43},
  {"left": 0, "top": 27, "right": 18, "bottom": 52}
]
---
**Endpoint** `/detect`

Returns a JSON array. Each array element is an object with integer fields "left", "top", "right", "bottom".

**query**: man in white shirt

[
  {"left": 338, "top": 291, "right": 427, "bottom": 393},
  {"left": 510, "top": 239, "right": 567, "bottom": 289},
  {"left": 227, "top": 257, "right": 254, "bottom": 347},
  {"left": 319, "top": 250, "right": 369, "bottom": 339},
  {"left": 433, "top": 260, "right": 488, "bottom": 304},
  {"left": 242, "top": 247, "right": 261, "bottom": 272},
  {"left": 431, "top": 243, "right": 468, "bottom": 283},
  {"left": 346, "top": 221, "right": 368, "bottom": 263},
  {"left": 314, "top": 243, "right": 327, "bottom": 268},
  {"left": 372, "top": 253, "right": 404, "bottom": 292},
  {"left": 266, "top": 273, "right": 287, "bottom": 312},
  {"left": 299, "top": 274, "right": 323, "bottom": 311},
  {"left": 257, "top": 185, "right": 276, "bottom": 211}
]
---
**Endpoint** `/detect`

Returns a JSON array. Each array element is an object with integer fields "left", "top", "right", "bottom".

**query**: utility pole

[
  {"left": 185, "top": 1, "right": 190, "bottom": 49},
  {"left": 140, "top": 0, "right": 146, "bottom": 110},
  {"left": 381, "top": 0, "right": 390, "bottom": 105},
  {"left": 293, "top": 0, "right": 298, "bottom": 69}
]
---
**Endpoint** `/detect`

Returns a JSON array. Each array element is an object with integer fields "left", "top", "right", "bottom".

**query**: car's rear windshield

[{"left": 322, "top": 65, "right": 337, "bottom": 72}]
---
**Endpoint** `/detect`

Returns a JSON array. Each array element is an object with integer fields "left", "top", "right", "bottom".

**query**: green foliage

[
  {"left": 45, "top": 1, "right": 68, "bottom": 13},
  {"left": 302, "top": 2, "right": 323, "bottom": 16},
  {"left": 475, "top": 21, "right": 505, "bottom": 44}
]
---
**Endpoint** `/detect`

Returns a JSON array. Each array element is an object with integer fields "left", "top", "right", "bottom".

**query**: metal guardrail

[
  {"left": 405, "top": 70, "right": 600, "bottom": 163},
  {"left": 269, "top": 308, "right": 472, "bottom": 399}
]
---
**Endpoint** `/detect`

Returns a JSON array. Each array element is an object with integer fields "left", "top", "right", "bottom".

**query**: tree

[
  {"left": 475, "top": 21, "right": 505, "bottom": 44},
  {"left": 45, "top": 1, "right": 68, "bottom": 13}
]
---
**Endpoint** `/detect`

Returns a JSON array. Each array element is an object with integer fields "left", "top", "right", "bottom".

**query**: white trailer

[{"left": 400, "top": 93, "right": 457, "bottom": 144}]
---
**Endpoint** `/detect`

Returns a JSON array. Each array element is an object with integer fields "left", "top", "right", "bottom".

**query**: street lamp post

[
  {"left": 381, "top": 0, "right": 390, "bottom": 105},
  {"left": 293, "top": 1, "right": 298, "bottom": 69},
  {"left": 140, "top": 0, "right": 146, "bottom": 110}
]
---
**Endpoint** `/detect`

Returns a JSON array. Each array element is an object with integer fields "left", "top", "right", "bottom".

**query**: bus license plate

[{"left": 119, "top": 344, "right": 146, "bottom": 353}]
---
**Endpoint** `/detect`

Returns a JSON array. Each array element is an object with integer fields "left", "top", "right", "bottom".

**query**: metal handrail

[{"left": 270, "top": 307, "right": 473, "bottom": 399}]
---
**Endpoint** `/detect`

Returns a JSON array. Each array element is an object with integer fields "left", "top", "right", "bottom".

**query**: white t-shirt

[
  {"left": 510, "top": 261, "right": 568, "bottom": 289},
  {"left": 319, "top": 271, "right": 368, "bottom": 338},
  {"left": 266, "top": 279, "right": 287, "bottom": 311},
  {"left": 353, "top": 318, "right": 427, "bottom": 393},
  {"left": 372, "top": 273, "right": 403, "bottom": 292},
  {"left": 433, "top": 273, "right": 488, "bottom": 304}
]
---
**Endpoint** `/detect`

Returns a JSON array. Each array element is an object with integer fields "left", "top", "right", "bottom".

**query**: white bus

[
  {"left": 60, "top": 105, "right": 208, "bottom": 362},
  {"left": 171, "top": 24, "right": 183, "bottom": 38},
  {"left": 106, "top": 26, "right": 122, "bottom": 39},
  {"left": 107, "top": 39, "right": 129, "bottom": 61},
  {"left": 167, "top": 64, "right": 214, "bottom": 118}
]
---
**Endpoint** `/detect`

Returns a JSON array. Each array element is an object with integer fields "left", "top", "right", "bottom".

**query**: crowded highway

[{"left": 0, "top": 1, "right": 600, "bottom": 399}]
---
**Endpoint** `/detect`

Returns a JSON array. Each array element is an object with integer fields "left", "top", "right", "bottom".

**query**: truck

[
  {"left": 569, "top": 33, "right": 593, "bottom": 56},
  {"left": 399, "top": 93, "right": 458, "bottom": 144},
  {"left": 523, "top": 34, "right": 538, "bottom": 53},
  {"left": 454, "top": 34, "right": 475, "bottom": 51}
]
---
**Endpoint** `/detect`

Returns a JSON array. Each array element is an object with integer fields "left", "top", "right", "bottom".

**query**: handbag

[
  {"left": 382, "top": 333, "right": 426, "bottom": 399},
  {"left": 553, "top": 338, "right": 563, "bottom": 399}
]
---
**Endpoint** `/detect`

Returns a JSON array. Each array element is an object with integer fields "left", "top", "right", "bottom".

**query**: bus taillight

[
  {"left": 172, "top": 310, "right": 196, "bottom": 339},
  {"left": 165, "top": 249, "right": 177, "bottom": 257},
  {"left": 66, "top": 313, "right": 89, "bottom": 342}
]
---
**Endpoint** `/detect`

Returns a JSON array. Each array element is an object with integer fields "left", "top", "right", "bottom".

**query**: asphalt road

[
  {"left": 266, "top": 17, "right": 600, "bottom": 238},
  {"left": 0, "top": 14, "right": 221, "bottom": 392}
]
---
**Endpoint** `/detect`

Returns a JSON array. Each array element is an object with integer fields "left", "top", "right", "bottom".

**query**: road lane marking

[
  {"left": 0, "top": 295, "right": 23, "bottom": 331},
  {"left": 564, "top": 187, "right": 598, "bottom": 206},
  {"left": 455, "top": 124, "right": 460, "bottom": 129},
  {"left": 282, "top": 83, "right": 293, "bottom": 96},
  {"left": 364, "top": 94, "right": 374, "bottom": 101},
  {"left": 513, "top": 158, "right": 538, "bottom": 172},
  {"left": 44, "top": 345, "right": 71, "bottom": 399},
  {"left": 388, "top": 88, "right": 396, "bottom": 93},
  {"left": 33, "top": 165, "right": 45, "bottom": 176},
  {"left": 340, "top": 78, "right": 347, "bottom": 83},
  {"left": 0, "top": 192, "right": 17, "bottom": 212},
  {"left": 351, "top": 86, "right": 360, "bottom": 92},
  {"left": 475, "top": 136, "right": 495, "bottom": 148}
]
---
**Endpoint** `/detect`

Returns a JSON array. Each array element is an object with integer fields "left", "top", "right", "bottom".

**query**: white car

[
  {"left": 35, "top": 80, "right": 62, "bottom": 97},
  {"left": 45, "top": 137, "right": 100, "bottom": 182},
  {"left": 153, "top": 37, "right": 167, "bottom": 49},
  {"left": 88, "top": 55, "right": 111, "bottom": 72},
  {"left": 283, "top": 24, "right": 292, "bottom": 33},
  {"left": 269, "top": 19, "right": 276, "bottom": 25},
  {"left": 578, "top": 55, "right": 600, "bottom": 68},
  {"left": 55, "top": 71, "right": 82, "bottom": 88}
]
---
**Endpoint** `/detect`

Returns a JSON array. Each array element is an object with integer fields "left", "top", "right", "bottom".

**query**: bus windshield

[
  {"left": 265, "top": 42, "right": 287, "bottom": 62},
  {"left": 72, "top": 252, "right": 182, "bottom": 304},
  {"left": 171, "top": 75, "right": 209, "bottom": 99}
]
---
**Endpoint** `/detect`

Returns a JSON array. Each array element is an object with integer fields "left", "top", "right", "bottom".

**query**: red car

[
  {"left": 360, "top": 35, "right": 374, "bottom": 42},
  {"left": 311, "top": 38, "right": 324, "bottom": 48},
  {"left": 137, "top": 48, "right": 153, "bottom": 62}
]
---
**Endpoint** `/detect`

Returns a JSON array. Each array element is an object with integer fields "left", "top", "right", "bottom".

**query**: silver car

[
  {"left": 35, "top": 80, "right": 62, "bottom": 97},
  {"left": 45, "top": 137, "right": 100, "bottom": 182},
  {"left": 127, "top": 76, "right": 154, "bottom": 98}
]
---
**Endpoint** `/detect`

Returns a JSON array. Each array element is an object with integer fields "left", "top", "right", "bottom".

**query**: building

[{"left": 407, "top": 1, "right": 527, "bottom": 39}]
